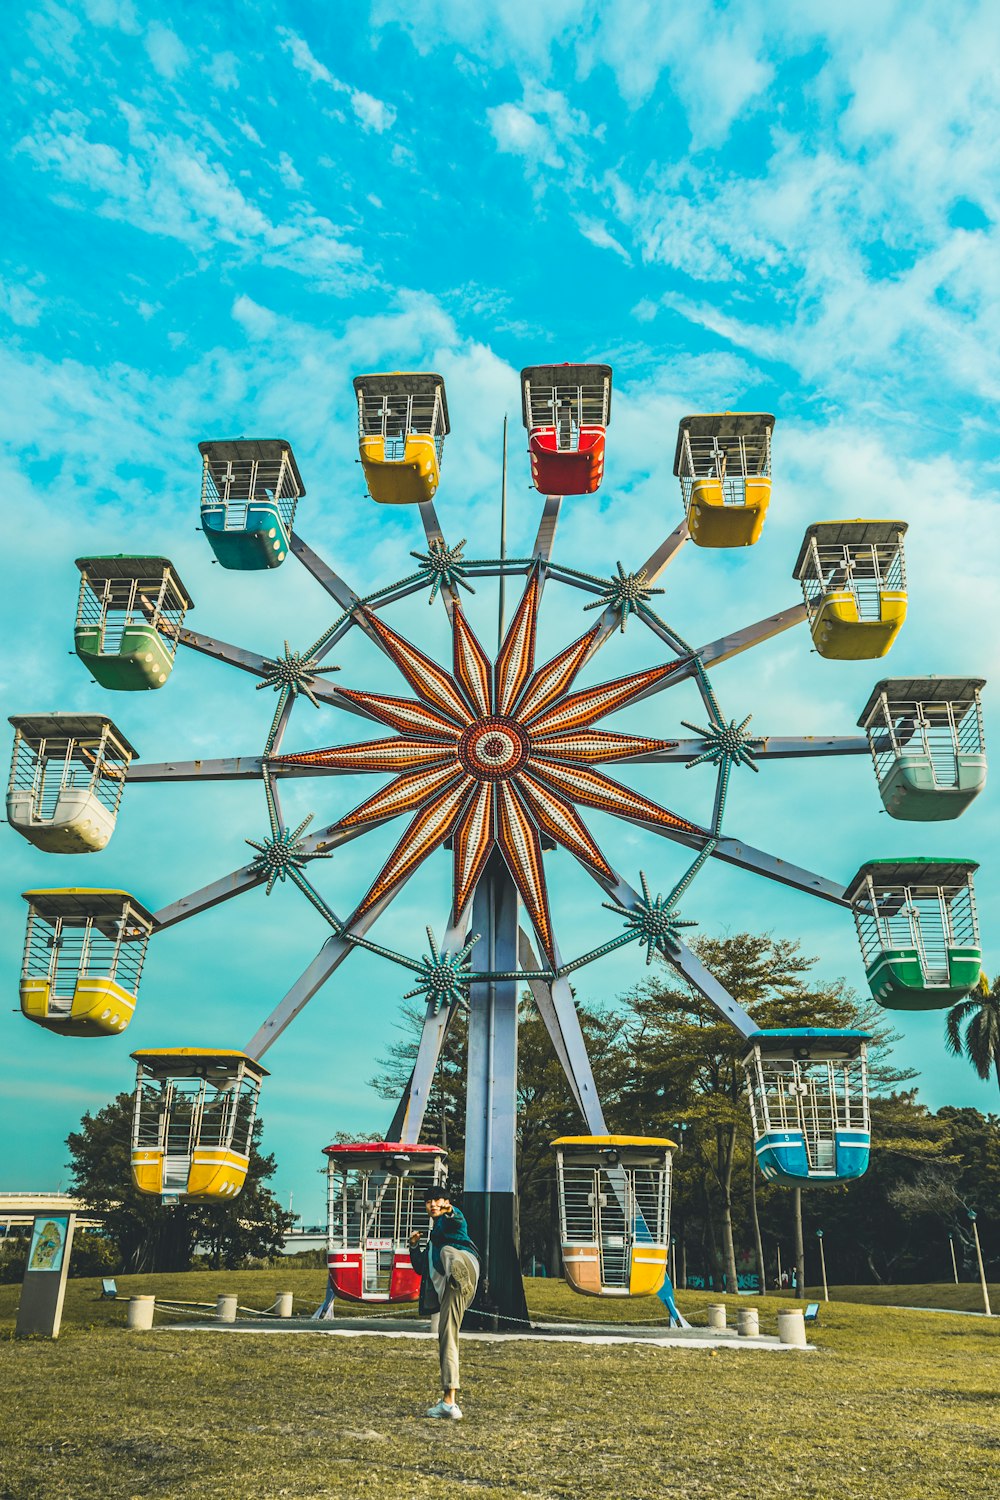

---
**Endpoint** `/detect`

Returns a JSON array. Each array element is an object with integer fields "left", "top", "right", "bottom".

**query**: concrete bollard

[
  {"left": 706, "top": 1303, "right": 727, "bottom": 1331},
  {"left": 275, "top": 1292, "right": 294, "bottom": 1318},
  {"left": 778, "top": 1308, "right": 808, "bottom": 1347},
  {"left": 737, "top": 1307, "right": 759, "bottom": 1338},
  {"left": 216, "top": 1294, "right": 238, "bottom": 1324},
  {"left": 126, "top": 1295, "right": 155, "bottom": 1331}
]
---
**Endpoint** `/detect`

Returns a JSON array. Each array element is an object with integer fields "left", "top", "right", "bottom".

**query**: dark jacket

[{"left": 409, "top": 1207, "right": 480, "bottom": 1313}]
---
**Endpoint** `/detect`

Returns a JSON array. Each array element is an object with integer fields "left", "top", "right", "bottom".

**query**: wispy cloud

[
  {"left": 16, "top": 103, "right": 365, "bottom": 289},
  {"left": 276, "top": 27, "right": 397, "bottom": 133}
]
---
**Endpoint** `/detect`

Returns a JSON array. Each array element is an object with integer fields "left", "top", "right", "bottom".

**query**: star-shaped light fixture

[
  {"left": 402, "top": 927, "right": 480, "bottom": 1012},
  {"left": 603, "top": 871, "right": 697, "bottom": 965},
  {"left": 410, "top": 536, "right": 474, "bottom": 604},
  {"left": 257, "top": 641, "right": 337, "bottom": 708},
  {"left": 682, "top": 714, "right": 762, "bottom": 772},
  {"left": 583, "top": 562, "right": 665, "bottom": 632},
  {"left": 246, "top": 813, "right": 331, "bottom": 895}
]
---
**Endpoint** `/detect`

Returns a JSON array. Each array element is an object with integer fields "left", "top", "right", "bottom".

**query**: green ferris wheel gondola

[
  {"left": 74, "top": 555, "right": 193, "bottom": 691},
  {"left": 846, "top": 858, "right": 982, "bottom": 1010}
]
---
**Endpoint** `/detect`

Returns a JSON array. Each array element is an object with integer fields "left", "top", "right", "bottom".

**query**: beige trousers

[{"left": 436, "top": 1246, "right": 479, "bottom": 1392}]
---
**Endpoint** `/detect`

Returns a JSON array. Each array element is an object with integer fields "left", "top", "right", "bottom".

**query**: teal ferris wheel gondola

[{"left": 199, "top": 439, "right": 304, "bottom": 570}]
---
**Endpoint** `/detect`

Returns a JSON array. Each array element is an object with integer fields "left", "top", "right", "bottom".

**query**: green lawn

[{"left": 2, "top": 1273, "right": 998, "bottom": 1499}]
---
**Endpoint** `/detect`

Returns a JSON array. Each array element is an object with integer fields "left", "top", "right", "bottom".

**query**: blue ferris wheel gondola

[{"left": 743, "top": 1028, "right": 871, "bottom": 1186}]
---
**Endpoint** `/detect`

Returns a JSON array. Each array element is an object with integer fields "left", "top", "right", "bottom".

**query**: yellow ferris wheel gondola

[
  {"left": 353, "top": 372, "right": 450, "bottom": 505},
  {"left": 130, "top": 1048, "right": 268, "bottom": 1200},
  {"left": 674, "top": 412, "right": 774, "bottom": 548},
  {"left": 553, "top": 1135, "right": 675, "bottom": 1297},
  {"left": 20, "top": 888, "right": 154, "bottom": 1036}
]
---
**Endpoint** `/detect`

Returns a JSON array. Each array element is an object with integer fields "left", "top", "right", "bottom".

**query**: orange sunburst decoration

[{"left": 271, "top": 579, "right": 692, "bottom": 966}]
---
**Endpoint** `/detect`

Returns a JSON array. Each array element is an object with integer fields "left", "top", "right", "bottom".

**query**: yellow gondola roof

[
  {"left": 131, "top": 1048, "right": 269, "bottom": 1078},
  {"left": 793, "top": 519, "right": 908, "bottom": 577},
  {"left": 22, "top": 888, "right": 155, "bottom": 926},
  {"left": 552, "top": 1134, "right": 677, "bottom": 1149},
  {"left": 9, "top": 713, "right": 139, "bottom": 758}
]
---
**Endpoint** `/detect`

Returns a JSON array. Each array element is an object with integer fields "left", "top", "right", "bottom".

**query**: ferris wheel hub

[{"left": 458, "top": 716, "right": 530, "bottom": 781}]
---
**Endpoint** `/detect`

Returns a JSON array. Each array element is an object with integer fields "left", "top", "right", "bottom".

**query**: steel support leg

[{"left": 463, "top": 854, "right": 529, "bottom": 1328}]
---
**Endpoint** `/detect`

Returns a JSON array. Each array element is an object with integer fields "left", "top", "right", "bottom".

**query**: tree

[
  {"left": 67, "top": 1093, "right": 293, "bottom": 1273},
  {"left": 946, "top": 972, "right": 1000, "bottom": 1094}
]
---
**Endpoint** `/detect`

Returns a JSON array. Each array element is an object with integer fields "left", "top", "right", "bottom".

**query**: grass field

[{"left": 2, "top": 1273, "right": 998, "bottom": 1500}]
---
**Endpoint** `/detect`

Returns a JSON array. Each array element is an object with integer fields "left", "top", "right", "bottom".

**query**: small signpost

[{"left": 15, "top": 1212, "right": 76, "bottom": 1338}]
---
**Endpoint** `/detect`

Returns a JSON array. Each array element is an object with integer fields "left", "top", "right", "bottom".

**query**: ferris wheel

[{"left": 7, "top": 363, "right": 988, "bottom": 1324}]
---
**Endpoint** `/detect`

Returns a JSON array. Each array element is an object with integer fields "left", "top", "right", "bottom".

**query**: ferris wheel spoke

[
  {"left": 663, "top": 938, "right": 757, "bottom": 1040},
  {"left": 687, "top": 601, "right": 808, "bottom": 675},
  {"left": 128, "top": 756, "right": 266, "bottom": 782},
  {"left": 289, "top": 531, "right": 398, "bottom": 659},
  {"left": 632, "top": 816, "right": 850, "bottom": 905},
  {"left": 173, "top": 626, "right": 273, "bottom": 679},
  {"left": 152, "top": 862, "right": 264, "bottom": 929},
  {"left": 518, "top": 927, "right": 608, "bottom": 1133},
  {"left": 532, "top": 494, "right": 562, "bottom": 564},
  {"left": 622, "top": 734, "right": 871, "bottom": 763},
  {"left": 242, "top": 876, "right": 412, "bottom": 1060}
]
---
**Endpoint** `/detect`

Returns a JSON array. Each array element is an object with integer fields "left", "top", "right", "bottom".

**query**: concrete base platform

[{"left": 155, "top": 1313, "right": 805, "bottom": 1352}]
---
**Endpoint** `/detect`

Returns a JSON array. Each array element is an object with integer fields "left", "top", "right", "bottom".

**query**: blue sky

[{"left": 2, "top": 0, "right": 998, "bottom": 1224}]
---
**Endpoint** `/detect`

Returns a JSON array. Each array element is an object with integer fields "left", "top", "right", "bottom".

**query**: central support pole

[{"left": 463, "top": 852, "right": 529, "bottom": 1329}]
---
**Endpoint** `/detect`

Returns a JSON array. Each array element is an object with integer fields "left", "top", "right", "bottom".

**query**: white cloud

[
  {"left": 81, "top": 0, "right": 139, "bottom": 31},
  {"left": 575, "top": 217, "right": 631, "bottom": 264},
  {"left": 277, "top": 151, "right": 304, "bottom": 190},
  {"left": 0, "top": 277, "right": 44, "bottom": 326},
  {"left": 488, "top": 102, "right": 563, "bottom": 168},
  {"left": 207, "top": 51, "right": 240, "bottom": 92},
  {"left": 276, "top": 26, "right": 397, "bottom": 133},
  {"left": 349, "top": 89, "right": 396, "bottom": 134},
  {"left": 16, "top": 104, "right": 365, "bottom": 290},
  {"left": 276, "top": 26, "right": 333, "bottom": 85},
  {"left": 144, "top": 22, "right": 187, "bottom": 81}
]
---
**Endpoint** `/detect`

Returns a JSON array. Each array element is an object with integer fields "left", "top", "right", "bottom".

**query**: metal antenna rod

[{"left": 498, "top": 415, "right": 508, "bottom": 650}]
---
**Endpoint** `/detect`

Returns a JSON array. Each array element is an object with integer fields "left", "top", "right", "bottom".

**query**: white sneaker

[{"left": 426, "top": 1400, "right": 463, "bottom": 1419}]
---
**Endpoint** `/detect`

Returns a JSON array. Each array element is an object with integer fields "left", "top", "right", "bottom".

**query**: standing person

[{"left": 409, "top": 1187, "right": 480, "bottom": 1420}]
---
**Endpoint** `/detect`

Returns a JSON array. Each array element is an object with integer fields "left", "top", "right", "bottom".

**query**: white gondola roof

[
  {"left": 793, "top": 520, "right": 908, "bottom": 578},
  {"left": 8, "top": 712, "right": 139, "bottom": 757},
  {"left": 352, "top": 372, "right": 450, "bottom": 432},
  {"left": 844, "top": 858, "right": 979, "bottom": 901},
  {"left": 857, "top": 677, "right": 986, "bottom": 725},
  {"left": 74, "top": 555, "right": 194, "bottom": 609},
  {"left": 198, "top": 439, "right": 305, "bottom": 494},
  {"left": 672, "top": 412, "right": 774, "bottom": 474}
]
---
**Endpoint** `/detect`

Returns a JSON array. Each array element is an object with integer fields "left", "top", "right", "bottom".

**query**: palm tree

[{"left": 945, "top": 972, "right": 1000, "bottom": 1094}]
